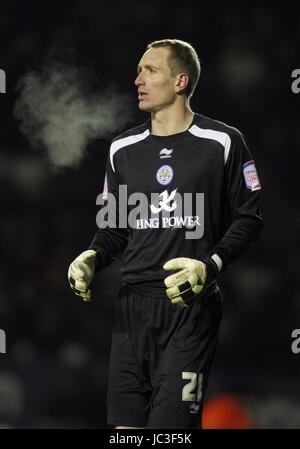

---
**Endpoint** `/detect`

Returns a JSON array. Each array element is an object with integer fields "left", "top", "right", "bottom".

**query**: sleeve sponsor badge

[{"left": 242, "top": 160, "right": 261, "bottom": 191}]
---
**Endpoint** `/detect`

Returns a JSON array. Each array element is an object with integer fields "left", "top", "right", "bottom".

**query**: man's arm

[
  {"left": 208, "top": 129, "right": 263, "bottom": 273},
  {"left": 163, "top": 129, "right": 263, "bottom": 308},
  {"left": 88, "top": 155, "right": 129, "bottom": 272},
  {"left": 68, "top": 146, "right": 128, "bottom": 300}
]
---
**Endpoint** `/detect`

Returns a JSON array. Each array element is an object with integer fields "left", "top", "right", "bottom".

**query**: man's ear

[{"left": 175, "top": 73, "right": 189, "bottom": 94}]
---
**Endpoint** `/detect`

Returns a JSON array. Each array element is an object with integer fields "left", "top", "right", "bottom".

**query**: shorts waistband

[{"left": 123, "top": 280, "right": 219, "bottom": 299}]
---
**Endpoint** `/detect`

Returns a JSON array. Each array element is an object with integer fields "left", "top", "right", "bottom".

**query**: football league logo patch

[
  {"left": 243, "top": 160, "right": 261, "bottom": 191},
  {"left": 156, "top": 165, "right": 173, "bottom": 185}
]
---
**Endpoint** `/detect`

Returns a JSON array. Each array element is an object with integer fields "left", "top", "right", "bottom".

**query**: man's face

[{"left": 135, "top": 47, "right": 178, "bottom": 112}]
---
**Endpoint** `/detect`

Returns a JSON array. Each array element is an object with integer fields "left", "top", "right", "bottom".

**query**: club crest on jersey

[
  {"left": 156, "top": 165, "right": 173, "bottom": 185},
  {"left": 243, "top": 160, "right": 261, "bottom": 191}
]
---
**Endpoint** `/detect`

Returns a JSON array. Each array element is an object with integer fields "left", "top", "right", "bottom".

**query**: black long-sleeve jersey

[{"left": 89, "top": 112, "right": 263, "bottom": 294}]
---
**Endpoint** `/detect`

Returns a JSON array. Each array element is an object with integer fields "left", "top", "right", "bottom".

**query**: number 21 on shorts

[{"left": 182, "top": 372, "right": 203, "bottom": 402}]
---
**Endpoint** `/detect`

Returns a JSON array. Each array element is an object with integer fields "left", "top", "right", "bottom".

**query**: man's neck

[{"left": 151, "top": 105, "right": 194, "bottom": 136}]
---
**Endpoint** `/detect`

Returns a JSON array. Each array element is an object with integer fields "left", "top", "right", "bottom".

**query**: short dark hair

[{"left": 147, "top": 39, "right": 201, "bottom": 98}]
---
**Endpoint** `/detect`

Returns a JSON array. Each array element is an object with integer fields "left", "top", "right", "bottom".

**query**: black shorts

[{"left": 107, "top": 283, "right": 223, "bottom": 428}]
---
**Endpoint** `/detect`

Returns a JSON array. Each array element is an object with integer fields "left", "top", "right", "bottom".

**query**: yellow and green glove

[
  {"left": 68, "top": 250, "right": 96, "bottom": 301},
  {"left": 163, "top": 256, "right": 219, "bottom": 308}
]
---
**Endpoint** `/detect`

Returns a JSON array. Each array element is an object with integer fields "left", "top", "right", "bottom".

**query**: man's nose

[{"left": 134, "top": 72, "right": 144, "bottom": 86}]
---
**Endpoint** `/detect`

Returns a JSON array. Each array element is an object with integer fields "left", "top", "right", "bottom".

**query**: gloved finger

[
  {"left": 167, "top": 284, "right": 205, "bottom": 308},
  {"left": 164, "top": 269, "right": 199, "bottom": 289},
  {"left": 171, "top": 285, "right": 200, "bottom": 303},
  {"left": 178, "top": 288, "right": 198, "bottom": 306},
  {"left": 192, "top": 284, "right": 204, "bottom": 296},
  {"left": 69, "top": 276, "right": 88, "bottom": 293},
  {"left": 166, "top": 285, "right": 181, "bottom": 299},
  {"left": 166, "top": 280, "right": 193, "bottom": 299},
  {"left": 73, "top": 287, "right": 91, "bottom": 301},
  {"left": 69, "top": 278, "right": 90, "bottom": 299},
  {"left": 74, "top": 279, "right": 88, "bottom": 292},
  {"left": 186, "top": 272, "right": 199, "bottom": 287},
  {"left": 69, "top": 263, "right": 85, "bottom": 281},
  {"left": 164, "top": 268, "right": 190, "bottom": 288},
  {"left": 195, "top": 262, "right": 207, "bottom": 283},
  {"left": 72, "top": 261, "right": 90, "bottom": 280},
  {"left": 170, "top": 296, "right": 188, "bottom": 308},
  {"left": 77, "top": 249, "right": 96, "bottom": 263},
  {"left": 163, "top": 257, "right": 191, "bottom": 271}
]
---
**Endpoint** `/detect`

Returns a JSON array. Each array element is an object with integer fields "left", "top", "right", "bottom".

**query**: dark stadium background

[{"left": 0, "top": 0, "right": 299, "bottom": 428}]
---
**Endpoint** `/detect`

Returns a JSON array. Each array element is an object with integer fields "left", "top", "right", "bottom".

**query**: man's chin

[{"left": 138, "top": 101, "right": 152, "bottom": 112}]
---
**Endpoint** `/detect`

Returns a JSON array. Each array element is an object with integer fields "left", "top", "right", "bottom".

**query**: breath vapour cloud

[{"left": 14, "top": 62, "right": 133, "bottom": 169}]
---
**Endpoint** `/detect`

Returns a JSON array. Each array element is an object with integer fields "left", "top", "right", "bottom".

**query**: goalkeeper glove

[
  {"left": 163, "top": 256, "right": 219, "bottom": 308},
  {"left": 68, "top": 249, "right": 96, "bottom": 301}
]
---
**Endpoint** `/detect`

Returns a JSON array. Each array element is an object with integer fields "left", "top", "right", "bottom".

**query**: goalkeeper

[{"left": 68, "top": 39, "right": 263, "bottom": 429}]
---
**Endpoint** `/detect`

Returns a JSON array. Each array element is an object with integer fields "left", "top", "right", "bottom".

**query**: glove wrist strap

[{"left": 203, "top": 254, "right": 221, "bottom": 284}]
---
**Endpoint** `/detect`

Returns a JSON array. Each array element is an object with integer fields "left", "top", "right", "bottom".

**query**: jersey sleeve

[
  {"left": 210, "top": 129, "right": 263, "bottom": 271},
  {"left": 89, "top": 146, "right": 129, "bottom": 271}
]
